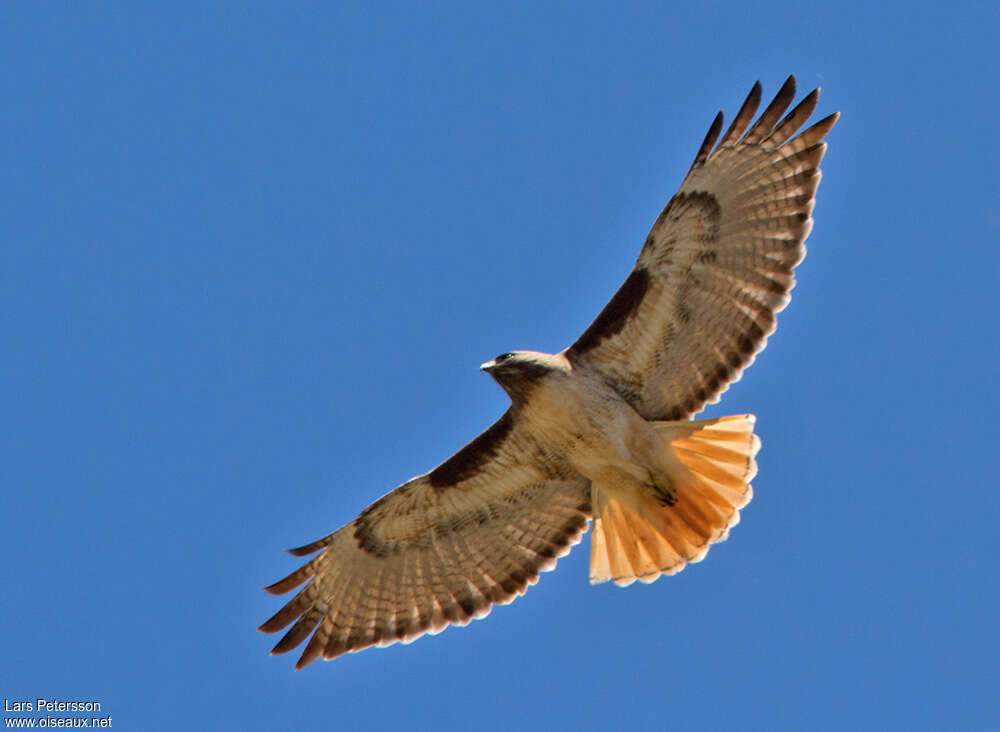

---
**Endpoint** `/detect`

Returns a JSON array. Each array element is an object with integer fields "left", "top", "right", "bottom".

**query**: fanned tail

[{"left": 590, "top": 414, "right": 760, "bottom": 586}]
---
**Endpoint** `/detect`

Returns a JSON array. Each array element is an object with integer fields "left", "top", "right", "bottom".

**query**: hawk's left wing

[
  {"left": 259, "top": 411, "right": 591, "bottom": 668},
  {"left": 565, "top": 76, "right": 839, "bottom": 420}
]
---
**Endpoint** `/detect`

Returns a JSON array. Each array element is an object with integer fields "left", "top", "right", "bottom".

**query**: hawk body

[{"left": 261, "top": 76, "right": 838, "bottom": 668}]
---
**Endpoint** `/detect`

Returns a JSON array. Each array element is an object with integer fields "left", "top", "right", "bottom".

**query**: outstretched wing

[
  {"left": 565, "top": 76, "right": 839, "bottom": 420},
  {"left": 259, "top": 411, "right": 591, "bottom": 668}
]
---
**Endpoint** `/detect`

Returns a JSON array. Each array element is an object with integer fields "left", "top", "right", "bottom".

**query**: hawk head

[{"left": 480, "top": 350, "right": 566, "bottom": 402}]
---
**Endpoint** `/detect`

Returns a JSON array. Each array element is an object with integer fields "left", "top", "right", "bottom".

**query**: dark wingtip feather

[
  {"left": 287, "top": 535, "right": 332, "bottom": 557},
  {"left": 270, "top": 610, "right": 322, "bottom": 656},
  {"left": 258, "top": 586, "right": 312, "bottom": 633},
  {"left": 769, "top": 87, "right": 820, "bottom": 146},
  {"left": 258, "top": 612, "right": 291, "bottom": 635},
  {"left": 743, "top": 75, "right": 797, "bottom": 144},
  {"left": 691, "top": 111, "right": 724, "bottom": 169},
  {"left": 295, "top": 638, "right": 327, "bottom": 669},
  {"left": 323, "top": 639, "right": 348, "bottom": 662},
  {"left": 779, "top": 74, "right": 797, "bottom": 100},
  {"left": 800, "top": 111, "right": 840, "bottom": 145},
  {"left": 258, "top": 617, "right": 279, "bottom": 633},
  {"left": 262, "top": 562, "right": 315, "bottom": 595},
  {"left": 293, "top": 633, "right": 326, "bottom": 669},
  {"left": 718, "top": 80, "right": 762, "bottom": 148},
  {"left": 794, "top": 87, "right": 821, "bottom": 116}
]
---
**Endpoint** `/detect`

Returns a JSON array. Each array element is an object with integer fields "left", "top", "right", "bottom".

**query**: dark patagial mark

[
  {"left": 428, "top": 412, "right": 515, "bottom": 489},
  {"left": 568, "top": 267, "right": 651, "bottom": 357}
]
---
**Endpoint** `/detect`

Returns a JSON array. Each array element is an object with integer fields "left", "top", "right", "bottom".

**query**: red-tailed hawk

[{"left": 260, "top": 76, "right": 838, "bottom": 668}]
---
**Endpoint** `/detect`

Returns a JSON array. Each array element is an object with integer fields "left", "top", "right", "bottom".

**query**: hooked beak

[{"left": 480, "top": 359, "right": 496, "bottom": 372}]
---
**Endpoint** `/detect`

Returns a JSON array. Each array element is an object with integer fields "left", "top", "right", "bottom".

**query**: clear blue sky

[{"left": 2, "top": 2, "right": 998, "bottom": 730}]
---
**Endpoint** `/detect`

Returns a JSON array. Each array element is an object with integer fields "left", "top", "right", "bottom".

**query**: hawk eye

[{"left": 496, "top": 353, "right": 514, "bottom": 362}]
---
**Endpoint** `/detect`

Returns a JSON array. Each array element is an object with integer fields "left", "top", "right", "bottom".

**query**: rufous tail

[{"left": 589, "top": 414, "right": 760, "bottom": 586}]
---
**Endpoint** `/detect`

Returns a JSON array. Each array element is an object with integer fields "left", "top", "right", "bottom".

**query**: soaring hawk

[{"left": 260, "top": 76, "right": 838, "bottom": 668}]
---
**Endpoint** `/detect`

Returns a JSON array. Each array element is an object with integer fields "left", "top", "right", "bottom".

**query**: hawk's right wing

[{"left": 259, "top": 411, "right": 591, "bottom": 668}]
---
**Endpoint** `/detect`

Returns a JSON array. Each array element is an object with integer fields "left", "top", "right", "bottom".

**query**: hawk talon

[{"left": 648, "top": 471, "right": 678, "bottom": 507}]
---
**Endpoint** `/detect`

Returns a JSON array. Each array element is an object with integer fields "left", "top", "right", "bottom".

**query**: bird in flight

[{"left": 260, "top": 75, "right": 838, "bottom": 668}]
